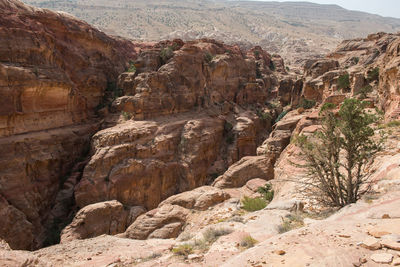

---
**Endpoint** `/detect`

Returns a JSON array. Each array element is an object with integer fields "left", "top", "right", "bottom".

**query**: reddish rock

[
  {"left": 0, "top": 0, "right": 137, "bottom": 249},
  {"left": 124, "top": 204, "right": 189, "bottom": 240},
  {"left": 60, "top": 200, "right": 130, "bottom": 243},
  {"left": 212, "top": 156, "right": 274, "bottom": 189},
  {"left": 160, "top": 186, "right": 230, "bottom": 211}
]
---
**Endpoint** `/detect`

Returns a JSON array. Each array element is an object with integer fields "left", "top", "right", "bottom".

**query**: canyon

[{"left": 0, "top": 0, "right": 400, "bottom": 266}]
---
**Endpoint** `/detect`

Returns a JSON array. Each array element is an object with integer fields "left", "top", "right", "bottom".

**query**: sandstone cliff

[{"left": 0, "top": 0, "right": 136, "bottom": 250}]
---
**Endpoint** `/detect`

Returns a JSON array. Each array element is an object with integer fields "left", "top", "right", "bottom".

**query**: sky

[{"left": 254, "top": 0, "right": 400, "bottom": 18}]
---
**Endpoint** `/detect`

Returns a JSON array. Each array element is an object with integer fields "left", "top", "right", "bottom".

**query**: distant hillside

[{"left": 23, "top": 0, "right": 400, "bottom": 66}]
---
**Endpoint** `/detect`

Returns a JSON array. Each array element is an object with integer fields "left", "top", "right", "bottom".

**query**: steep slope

[{"left": 0, "top": 0, "right": 136, "bottom": 250}]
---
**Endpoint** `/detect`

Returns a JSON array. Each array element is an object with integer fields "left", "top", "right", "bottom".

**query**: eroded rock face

[
  {"left": 60, "top": 200, "right": 130, "bottom": 243},
  {"left": 75, "top": 38, "right": 283, "bottom": 211},
  {"left": 116, "top": 40, "right": 270, "bottom": 120},
  {"left": 75, "top": 115, "right": 226, "bottom": 210},
  {"left": 159, "top": 186, "right": 229, "bottom": 211},
  {"left": 0, "top": 0, "right": 136, "bottom": 249},
  {"left": 124, "top": 204, "right": 189, "bottom": 240},
  {"left": 212, "top": 156, "right": 274, "bottom": 189}
]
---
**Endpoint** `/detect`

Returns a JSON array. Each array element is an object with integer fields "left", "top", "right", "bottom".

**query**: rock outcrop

[
  {"left": 212, "top": 156, "right": 274, "bottom": 189},
  {"left": 74, "top": 38, "right": 285, "bottom": 213},
  {"left": 0, "top": 0, "right": 136, "bottom": 249},
  {"left": 60, "top": 200, "right": 141, "bottom": 243},
  {"left": 124, "top": 204, "right": 189, "bottom": 240},
  {"left": 159, "top": 186, "right": 229, "bottom": 211}
]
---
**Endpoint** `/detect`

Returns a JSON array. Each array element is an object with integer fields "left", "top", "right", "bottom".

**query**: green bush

[
  {"left": 126, "top": 60, "right": 136, "bottom": 72},
  {"left": 257, "top": 184, "right": 274, "bottom": 202},
  {"left": 277, "top": 213, "right": 304, "bottom": 234},
  {"left": 160, "top": 47, "right": 174, "bottom": 64},
  {"left": 367, "top": 67, "right": 379, "bottom": 82},
  {"left": 357, "top": 85, "right": 373, "bottom": 99},
  {"left": 379, "top": 120, "right": 400, "bottom": 129},
  {"left": 121, "top": 111, "right": 133, "bottom": 121},
  {"left": 172, "top": 244, "right": 193, "bottom": 257},
  {"left": 351, "top": 57, "right": 360, "bottom": 64},
  {"left": 337, "top": 73, "right": 350, "bottom": 90},
  {"left": 275, "top": 110, "right": 288, "bottom": 123},
  {"left": 203, "top": 228, "right": 233, "bottom": 243},
  {"left": 241, "top": 196, "right": 267, "bottom": 212},
  {"left": 256, "top": 62, "right": 262, "bottom": 79},
  {"left": 270, "top": 61, "right": 276, "bottom": 71},
  {"left": 204, "top": 52, "right": 214, "bottom": 63},
  {"left": 256, "top": 109, "right": 272, "bottom": 121},
  {"left": 240, "top": 235, "right": 258, "bottom": 249},
  {"left": 298, "top": 99, "right": 316, "bottom": 109}
]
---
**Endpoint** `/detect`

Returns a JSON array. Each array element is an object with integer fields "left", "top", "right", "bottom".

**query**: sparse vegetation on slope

[{"left": 294, "top": 99, "right": 385, "bottom": 207}]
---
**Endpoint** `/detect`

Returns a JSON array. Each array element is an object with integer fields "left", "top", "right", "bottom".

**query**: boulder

[
  {"left": 370, "top": 253, "right": 393, "bottom": 264},
  {"left": 212, "top": 156, "right": 274, "bottom": 189},
  {"left": 124, "top": 204, "right": 189, "bottom": 240},
  {"left": 60, "top": 200, "right": 129, "bottom": 243},
  {"left": 160, "top": 186, "right": 229, "bottom": 211}
]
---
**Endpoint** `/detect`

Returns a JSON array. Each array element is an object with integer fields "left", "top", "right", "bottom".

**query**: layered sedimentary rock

[
  {"left": 327, "top": 32, "right": 400, "bottom": 117},
  {"left": 74, "top": 38, "right": 283, "bottom": 213},
  {"left": 0, "top": 0, "right": 136, "bottom": 249}
]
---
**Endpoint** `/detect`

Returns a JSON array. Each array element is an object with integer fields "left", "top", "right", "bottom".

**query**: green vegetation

[
  {"left": 298, "top": 99, "right": 316, "bottom": 109},
  {"left": 160, "top": 46, "right": 174, "bottom": 64},
  {"left": 254, "top": 50, "right": 260, "bottom": 59},
  {"left": 257, "top": 183, "right": 274, "bottom": 202},
  {"left": 203, "top": 227, "right": 233, "bottom": 243},
  {"left": 379, "top": 120, "right": 400, "bottom": 129},
  {"left": 337, "top": 73, "right": 350, "bottom": 90},
  {"left": 269, "top": 61, "right": 276, "bottom": 71},
  {"left": 357, "top": 85, "right": 373, "bottom": 99},
  {"left": 126, "top": 60, "right": 136, "bottom": 72},
  {"left": 172, "top": 244, "right": 194, "bottom": 257},
  {"left": 367, "top": 67, "right": 379, "bottom": 82},
  {"left": 121, "top": 111, "right": 133, "bottom": 120},
  {"left": 240, "top": 235, "right": 258, "bottom": 249},
  {"left": 294, "top": 99, "right": 384, "bottom": 207},
  {"left": 351, "top": 57, "right": 360, "bottom": 64},
  {"left": 275, "top": 110, "right": 288, "bottom": 123},
  {"left": 277, "top": 213, "right": 304, "bottom": 233},
  {"left": 256, "top": 62, "right": 262, "bottom": 79},
  {"left": 256, "top": 109, "right": 272, "bottom": 121},
  {"left": 241, "top": 196, "right": 267, "bottom": 212},
  {"left": 224, "top": 121, "right": 235, "bottom": 145},
  {"left": 95, "top": 81, "right": 123, "bottom": 112},
  {"left": 204, "top": 52, "right": 215, "bottom": 63},
  {"left": 173, "top": 227, "right": 233, "bottom": 257}
]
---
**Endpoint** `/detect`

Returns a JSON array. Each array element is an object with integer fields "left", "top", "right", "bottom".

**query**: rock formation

[
  {"left": 0, "top": 0, "right": 136, "bottom": 249},
  {"left": 1, "top": 1, "right": 400, "bottom": 266}
]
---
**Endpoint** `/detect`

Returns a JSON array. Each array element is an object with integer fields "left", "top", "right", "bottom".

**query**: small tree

[
  {"left": 294, "top": 99, "right": 384, "bottom": 207},
  {"left": 337, "top": 73, "right": 350, "bottom": 90}
]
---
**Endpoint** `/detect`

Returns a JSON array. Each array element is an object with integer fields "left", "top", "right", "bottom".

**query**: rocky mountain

[
  {"left": 21, "top": 0, "right": 400, "bottom": 66},
  {"left": 1, "top": 0, "right": 400, "bottom": 266}
]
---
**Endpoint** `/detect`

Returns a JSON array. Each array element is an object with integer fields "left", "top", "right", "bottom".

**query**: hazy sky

[{"left": 255, "top": 0, "right": 400, "bottom": 18}]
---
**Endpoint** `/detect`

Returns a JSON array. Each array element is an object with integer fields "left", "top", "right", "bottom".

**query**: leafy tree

[
  {"left": 294, "top": 99, "right": 384, "bottom": 207},
  {"left": 160, "top": 47, "right": 174, "bottom": 64},
  {"left": 337, "top": 73, "right": 350, "bottom": 90},
  {"left": 367, "top": 67, "right": 379, "bottom": 82}
]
